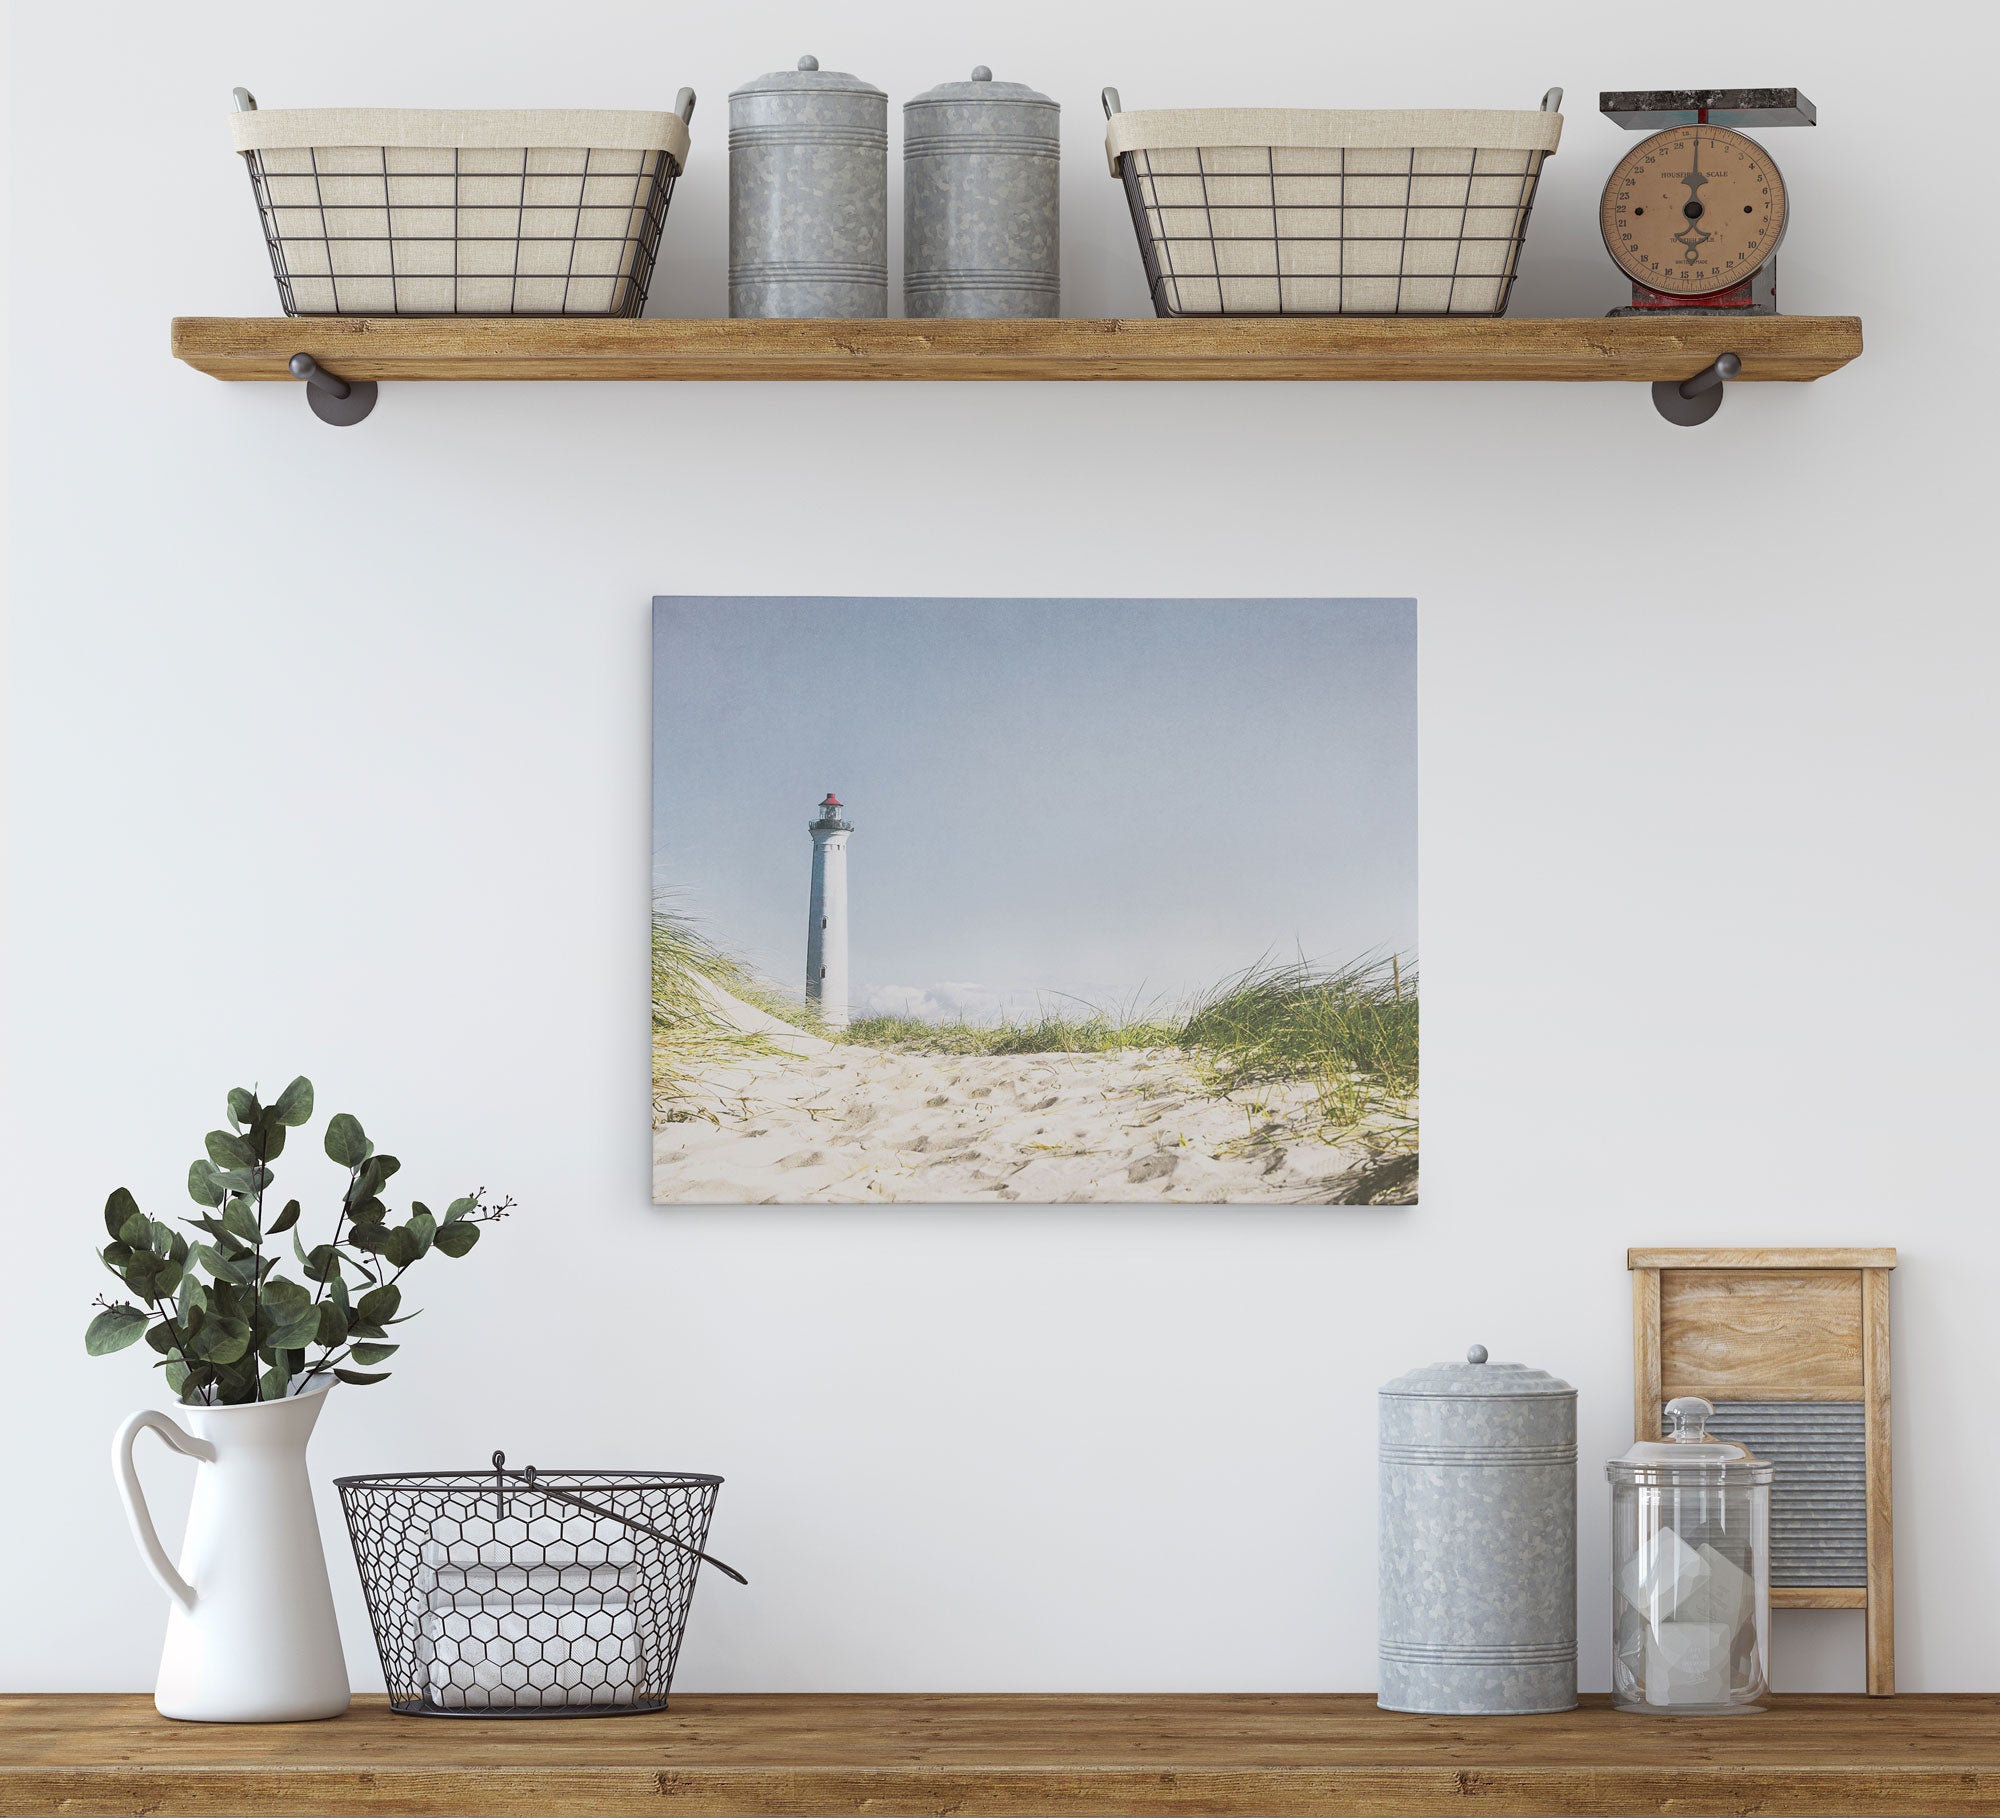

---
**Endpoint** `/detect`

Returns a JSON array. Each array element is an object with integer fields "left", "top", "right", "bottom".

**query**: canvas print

[{"left": 652, "top": 597, "right": 1417, "bottom": 1205}]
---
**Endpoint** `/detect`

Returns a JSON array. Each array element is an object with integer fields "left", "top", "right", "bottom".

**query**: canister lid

[
  {"left": 732, "top": 54, "right": 886, "bottom": 100},
  {"left": 1607, "top": 1396, "right": 1775, "bottom": 1484},
  {"left": 906, "top": 66, "right": 1058, "bottom": 111},
  {"left": 1379, "top": 1343, "right": 1576, "bottom": 1399}
]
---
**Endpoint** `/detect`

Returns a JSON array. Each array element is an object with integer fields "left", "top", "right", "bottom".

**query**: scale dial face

[{"left": 1599, "top": 124, "right": 1788, "bottom": 296}]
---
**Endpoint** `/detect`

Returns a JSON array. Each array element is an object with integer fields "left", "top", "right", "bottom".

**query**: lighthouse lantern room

[{"left": 806, "top": 793, "right": 852, "bottom": 1029}]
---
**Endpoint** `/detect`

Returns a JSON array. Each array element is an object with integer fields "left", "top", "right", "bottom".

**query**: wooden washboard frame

[{"left": 1628, "top": 1247, "right": 1896, "bottom": 1695}]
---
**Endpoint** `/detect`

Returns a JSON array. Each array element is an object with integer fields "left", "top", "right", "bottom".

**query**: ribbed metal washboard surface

[{"left": 1705, "top": 1400, "right": 1868, "bottom": 1586}]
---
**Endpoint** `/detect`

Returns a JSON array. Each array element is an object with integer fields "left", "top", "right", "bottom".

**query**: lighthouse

[{"left": 806, "top": 792, "right": 853, "bottom": 1030}]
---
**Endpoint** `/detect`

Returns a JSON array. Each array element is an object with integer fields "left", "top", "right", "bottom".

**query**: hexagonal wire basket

[{"left": 337, "top": 1454, "right": 744, "bottom": 1716}]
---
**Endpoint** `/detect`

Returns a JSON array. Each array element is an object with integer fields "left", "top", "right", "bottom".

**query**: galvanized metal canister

[
  {"left": 1378, "top": 1345, "right": 1577, "bottom": 1715},
  {"left": 903, "top": 66, "right": 1060, "bottom": 318},
  {"left": 729, "top": 55, "right": 887, "bottom": 317}
]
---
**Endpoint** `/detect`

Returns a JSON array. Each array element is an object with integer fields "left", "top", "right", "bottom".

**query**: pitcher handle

[{"left": 113, "top": 1409, "right": 216, "bottom": 1611}]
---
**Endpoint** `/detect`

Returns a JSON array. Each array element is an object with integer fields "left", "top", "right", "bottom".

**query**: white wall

[{"left": 5, "top": 0, "right": 1996, "bottom": 1695}]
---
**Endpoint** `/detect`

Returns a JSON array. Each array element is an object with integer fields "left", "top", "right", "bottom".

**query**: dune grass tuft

[
  {"left": 847, "top": 954, "right": 1417, "bottom": 1144},
  {"left": 651, "top": 904, "right": 821, "bottom": 1109}
]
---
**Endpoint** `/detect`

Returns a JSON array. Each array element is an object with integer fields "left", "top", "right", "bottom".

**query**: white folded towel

[{"left": 414, "top": 1537, "right": 646, "bottom": 1709}]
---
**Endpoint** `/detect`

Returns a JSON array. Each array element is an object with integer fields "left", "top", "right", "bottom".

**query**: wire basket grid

[
  {"left": 243, "top": 139, "right": 684, "bottom": 317},
  {"left": 1119, "top": 141, "right": 1550, "bottom": 317},
  {"left": 338, "top": 1463, "right": 729, "bottom": 1716}
]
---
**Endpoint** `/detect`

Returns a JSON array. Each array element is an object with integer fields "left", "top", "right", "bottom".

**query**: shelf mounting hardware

[
  {"left": 1653, "top": 351, "right": 1740, "bottom": 426},
  {"left": 290, "top": 353, "right": 377, "bottom": 427}
]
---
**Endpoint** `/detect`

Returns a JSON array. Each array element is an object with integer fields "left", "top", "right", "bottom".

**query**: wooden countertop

[{"left": 5, "top": 1692, "right": 1998, "bottom": 1816}]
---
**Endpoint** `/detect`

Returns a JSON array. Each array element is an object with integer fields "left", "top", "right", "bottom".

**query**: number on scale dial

[{"left": 1599, "top": 124, "right": 1788, "bottom": 296}]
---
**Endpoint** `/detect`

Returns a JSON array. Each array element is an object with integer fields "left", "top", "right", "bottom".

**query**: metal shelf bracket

[
  {"left": 1653, "top": 352, "right": 1740, "bottom": 426},
  {"left": 290, "top": 352, "right": 377, "bottom": 427}
]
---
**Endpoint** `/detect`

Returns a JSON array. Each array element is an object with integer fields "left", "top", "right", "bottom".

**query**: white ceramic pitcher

[{"left": 113, "top": 1381, "right": 350, "bottom": 1722}]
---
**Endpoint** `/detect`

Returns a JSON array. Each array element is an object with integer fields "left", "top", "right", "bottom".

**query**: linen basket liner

[
  {"left": 231, "top": 107, "right": 690, "bottom": 165},
  {"left": 1105, "top": 108, "right": 1561, "bottom": 174}
]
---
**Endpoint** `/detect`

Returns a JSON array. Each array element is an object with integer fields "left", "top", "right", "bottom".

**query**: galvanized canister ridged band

[{"left": 1379, "top": 1442, "right": 1577, "bottom": 1468}]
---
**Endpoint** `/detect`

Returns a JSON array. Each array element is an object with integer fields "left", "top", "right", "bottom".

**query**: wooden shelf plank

[
  {"left": 170, "top": 314, "right": 1864, "bottom": 385},
  {"left": 7, "top": 1692, "right": 1998, "bottom": 1818}
]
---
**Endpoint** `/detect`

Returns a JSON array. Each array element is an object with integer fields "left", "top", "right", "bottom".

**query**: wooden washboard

[{"left": 1628, "top": 1247, "right": 1896, "bottom": 1695}]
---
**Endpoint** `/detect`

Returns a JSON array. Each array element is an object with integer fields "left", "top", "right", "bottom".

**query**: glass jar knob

[{"left": 1664, "top": 1395, "right": 1714, "bottom": 1439}]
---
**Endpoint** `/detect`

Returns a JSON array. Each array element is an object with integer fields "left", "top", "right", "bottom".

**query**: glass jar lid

[
  {"left": 1379, "top": 1343, "right": 1575, "bottom": 1399},
  {"left": 1607, "top": 1396, "right": 1775, "bottom": 1484}
]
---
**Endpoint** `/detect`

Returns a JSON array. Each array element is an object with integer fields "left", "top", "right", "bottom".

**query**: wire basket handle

[{"left": 490, "top": 1452, "right": 747, "bottom": 1586}]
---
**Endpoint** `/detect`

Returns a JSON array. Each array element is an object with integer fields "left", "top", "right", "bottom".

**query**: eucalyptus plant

[{"left": 86, "top": 1076, "right": 511, "bottom": 1405}]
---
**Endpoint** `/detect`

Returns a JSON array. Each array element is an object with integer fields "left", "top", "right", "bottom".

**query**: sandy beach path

[{"left": 653, "top": 1037, "right": 1414, "bottom": 1205}]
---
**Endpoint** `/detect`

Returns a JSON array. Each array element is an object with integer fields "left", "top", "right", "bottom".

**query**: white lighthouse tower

[{"left": 806, "top": 792, "right": 853, "bottom": 1030}]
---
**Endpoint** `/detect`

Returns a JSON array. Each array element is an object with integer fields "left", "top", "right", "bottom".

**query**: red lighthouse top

[{"left": 821, "top": 793, "right": 841, "bottom": 807}]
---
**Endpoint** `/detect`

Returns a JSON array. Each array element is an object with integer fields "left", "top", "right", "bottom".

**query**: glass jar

[{"left": 1606, "top": 1396, "right": 1773, "bottom": 1713}]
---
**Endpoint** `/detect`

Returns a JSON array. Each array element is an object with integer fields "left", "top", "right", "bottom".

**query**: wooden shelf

[
  {"left": 171, "top": 314, "right": 1863, "bottom": 385},
  {"left": 6, "top": 1692, "right": 1997, "bottom": 1817}
]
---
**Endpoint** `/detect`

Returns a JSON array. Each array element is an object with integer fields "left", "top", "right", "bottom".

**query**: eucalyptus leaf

[
  {"left": 348, "top": 1195, "right": 388, "bottom": 1227},
  {"left": 164, "top": 1359, "right": 191, "bottom": 1397},
  {"left": 324, "top": 1113, "right": 368, "bottom": 1167},
  {"left": 274, "top": 1076, "right": 314, "bottom": 1127},
  {"left": 104, "top": 1187, "right": 141, "bottom": 1240},
  {"left": 85, "top": 1304, "right": 150, "bottom": 1355},
  {"left": 258, "top": 1120, "right": 287, "bottom": 1163},
  {"left": 333, "top": 1368, "right": 391, "bottom": 1386},
  {"left": 409, "top": 1209, "right": 437, "bottom": 1250},
  {"left": 269, "top": 1198, "right": 301, "bottom": 1235},
  {"left": 189, "top": 1314, "right": 252, "bottom": 1366},
  {"left": 260, "top": 1360, "right": 291, "bottom": 1400},
  {"left": 118, "top": 1210, "right": 151, "bottom": 1248},
  {"left": 433, "top": 1221, "right": 480, "bottom": 1258},
  {"left": 261, "top": 1279, "right": 310, "bottom": 1316},
  {"left": 381, "top": 1225, "right": 421, "bottom": 1269},
  {"left": 227, "top": 1088, "right": 258, "bottom": 1129},
  {"left": 152, "top": 1259, "right": 184, "bottom": 1299},
  {"left": 205, "top": 1129, "right": 257, "bottom": 1170},
  {"left": 268, "top": 1309, "right": 320, "bottom": 1351},
  {"left": 356, "top": 1283, "right": 401, "bottom": 1325},
  {"left": 145, "top": 1318, "right": 178, "bottom": 1355},
  {"left": 315, "top": 1302, "right": 350, "bottom": 1348},
  {"left": 302, "top": 1243, "right": 343, "bottom": 1282},
  {"left": 186, "top": 1160, "right": 226, "bottom": 1208},
  {"left": 348, "top": 1342, "right": 399, "bottom": 1366},
  {"left": 445, "top": 1195, "right": 477, "bottom": 1221},
  {"left": 347, "top": 1222, "right": 390, "bottom": 1255},
  {"left": 221, "top": 1198, "right": 260, "bottom": 1243}
]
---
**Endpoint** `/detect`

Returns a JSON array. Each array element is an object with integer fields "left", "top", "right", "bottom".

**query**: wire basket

[
  {"left": 231, "top": 90, "right": 695, "bottom": 317},
  {"left": 1103, "top": 90, "right": 1563, "bottom": 317},
  {"left": 338, "top": 1454, "right": 741, "bottom": 1717}
]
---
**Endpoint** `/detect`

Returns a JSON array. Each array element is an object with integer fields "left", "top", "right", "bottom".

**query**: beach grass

[
  {"left": 847, "top": 954, "right": 1418, "bottom": 1144},
  {"left": 652, "top": 900, "right": 1415, "bottom": 1146},
  {"left": 651, "top": 905, "right": 821, "bottom": 1104}
]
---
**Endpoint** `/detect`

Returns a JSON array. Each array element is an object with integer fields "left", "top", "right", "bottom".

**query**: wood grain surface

[
  {"left": 1659, "top": 1268, "right": 1865, "bottom": 1399},
  {"left": 1864, "top": 1264, "right": 1896, "bottom": 1694},
  {"left": 5, "top": 1693, "right": 1997, "bottom": 1818},
  {"left": 1628, "top": 1249, "right": 1898, "bottom": 1271},
  {"left": 168, "top": 314, "right": 1866, "bottom": 384}
]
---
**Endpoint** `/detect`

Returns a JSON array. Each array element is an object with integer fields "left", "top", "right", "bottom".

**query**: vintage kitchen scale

[{"left": 1599, "top": 88, "right": 1815, "bottom": 423}]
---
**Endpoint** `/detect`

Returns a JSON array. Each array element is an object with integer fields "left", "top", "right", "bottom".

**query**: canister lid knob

[
  {"left": 798, "top": 55, "right": 819, "bottom": 71},
  {"left": 1466, "top": 1343, "right": 1489, "bottom": 1364},
  {"left": 972, "top": 66, "right": 992, "bottom": 81}
]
